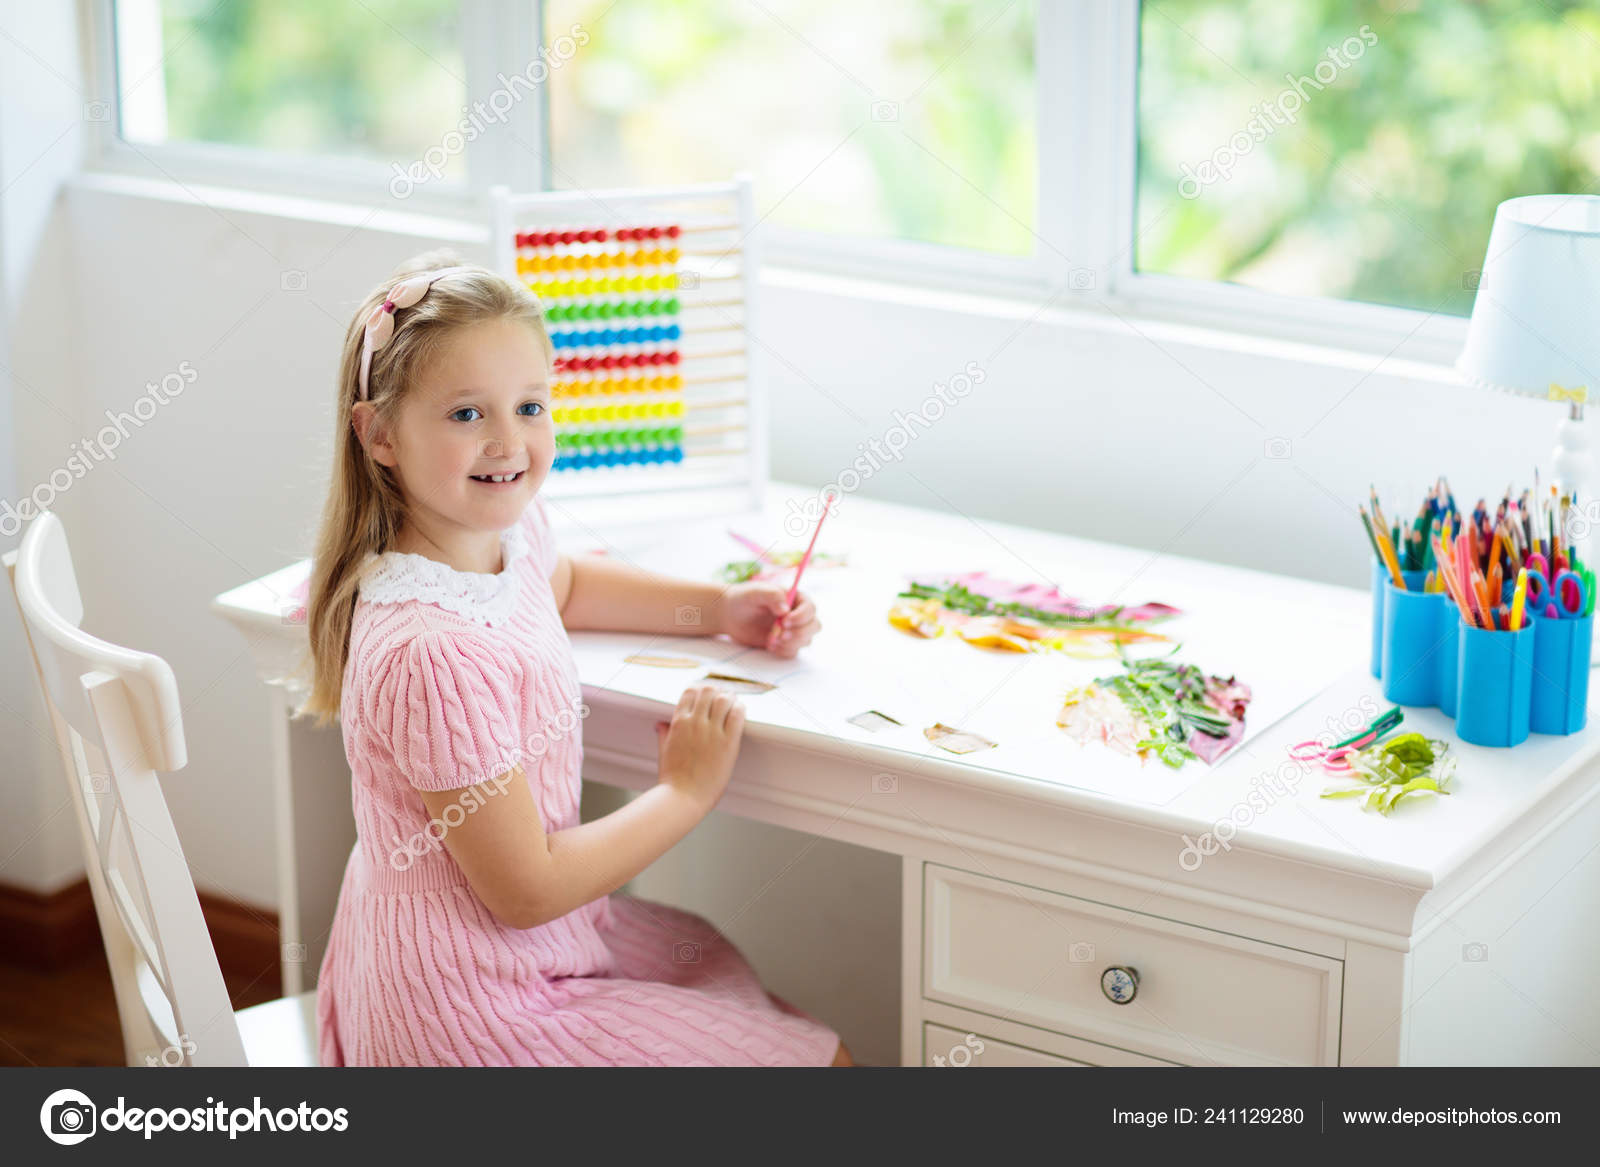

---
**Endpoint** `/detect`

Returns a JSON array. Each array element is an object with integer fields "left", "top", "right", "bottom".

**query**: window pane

[
  {"left": 1136, "top": 0, "right": 1600, "bottom": 316},
  {"left": 545, "top": 0, "right": 1036, "bottom": 254},
  {"left": 115, "top": 0, "right": 467, "bottom": 179}
]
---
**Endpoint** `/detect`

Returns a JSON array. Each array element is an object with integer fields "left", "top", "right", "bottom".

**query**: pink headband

[{"left": 356, "top": 265, "right": 474, "bottom": 399}]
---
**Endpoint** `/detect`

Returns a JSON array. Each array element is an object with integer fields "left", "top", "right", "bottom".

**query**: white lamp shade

[{"left": 1457, "top": 194, "right": 1600, "bottom": 402}]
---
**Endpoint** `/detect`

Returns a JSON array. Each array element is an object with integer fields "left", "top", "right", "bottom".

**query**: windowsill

[{"left": 67, "top": 169, "right": 1464, "bottom": 389}]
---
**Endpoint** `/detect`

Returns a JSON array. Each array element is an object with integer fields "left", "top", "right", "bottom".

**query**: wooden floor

[{"left": 0, "top": 948, "right": 280, "bottom": 1067}]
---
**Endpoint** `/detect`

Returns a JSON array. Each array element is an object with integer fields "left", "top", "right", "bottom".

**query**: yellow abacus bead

[
  {"left": 599, "top": 405, "right": 615, "bottom": 421},
  {"left": 669, "top": 400, "right": 683, "bottom": 416},
  {"left": 666, "top": 273, "right": 679, "bottom": 289},
  {"left": 665, "top": 248, "right": 680, "bottom": 263},
  {"left": 646, "top": 249, "right": 663, "bottom": 265},
  {"left": 669, "top": 374, "right": 683, "bottom": 390}
]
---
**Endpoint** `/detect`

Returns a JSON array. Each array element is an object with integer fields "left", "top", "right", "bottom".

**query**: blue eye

[
  {"left": 450, "top": 407, "right": 482, "bottom": 423},
  {"left": 520, "top": 401, "right": 545, "bottom": 417}
]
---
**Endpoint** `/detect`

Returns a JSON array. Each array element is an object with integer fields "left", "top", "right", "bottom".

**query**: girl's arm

[
  {"left": 550, "top": 551, "right": 728, "bottom": 635},
  {"left": 415, "top": 683, "right": 743, "bottom": 930},
  {"left": 548, "top": 552, "right": 821, "bottom": 657}
]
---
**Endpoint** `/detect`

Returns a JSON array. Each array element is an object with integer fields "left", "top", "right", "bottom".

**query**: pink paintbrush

[{"left": 767, "top": 497, "right": 834, "bottom": 648}]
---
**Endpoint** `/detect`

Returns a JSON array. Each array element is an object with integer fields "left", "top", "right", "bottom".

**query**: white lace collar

[{"left": 358, "top": 523, "right": 531, "bottom": 627}]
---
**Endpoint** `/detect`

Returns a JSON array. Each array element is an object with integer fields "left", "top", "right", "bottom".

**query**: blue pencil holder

[
  {"left": 1370, "top": 561, "right": 1426, "bottom": 678},
  {"left": 1529, "top": 610, "right": 1592, "bottom": 735},
  {"left": 1436, "top": 611, "right": 1461, "bottom": 718},
  {"left": 1455, "top": 619, "right": 1534, "bottom": 748},
  {"left": 1381, "top": 581, "right": 1445, "bottom": 706}
]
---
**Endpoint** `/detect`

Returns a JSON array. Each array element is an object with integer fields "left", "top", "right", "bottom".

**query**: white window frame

[
  {"left": 84, "top": 0, "right": 1476, "bottom": 365},
  {"left": 85, "top": 0, "right": 543, "bottom": 218}
]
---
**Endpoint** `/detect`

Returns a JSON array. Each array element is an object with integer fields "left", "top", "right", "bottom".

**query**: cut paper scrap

[
  {"left": 702, "top": 672, "right": 777, "bottom": 695},
  {"left": 1056, "top": 656, "right": 1251, "bottom": 770},
  {"left": 848, "top": 710, "right": 902, "bottom": 733},
  {"left": 924, "top": 722, "right": 998, "bottom": 755},
  {"left": 890, "top": 574, "right": 1179, "bottom": 659},
  {"left": 624, "top": 653, "right": 702, "bottom": 668},
  {"left": 719, "top": 529, "right": 847, "bottom": 583}
]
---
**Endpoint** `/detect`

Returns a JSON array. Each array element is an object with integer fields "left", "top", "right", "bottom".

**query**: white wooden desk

[{"left": 213, "top": 483, "right": 1600, "bottom": 1067}]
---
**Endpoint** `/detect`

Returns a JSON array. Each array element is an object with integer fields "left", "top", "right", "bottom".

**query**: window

[
  {"left": 543, "top": 0, "right": 1037, "bottom": 255},
  {"left": 113, "top": 0, "right": 469, "bottom": 184},
  {"left": 93, "top": 1, "right": 1600, "bottom": 351},
  {"left": 1135, "top": 0, "right": 1600, "bottom": 318}
]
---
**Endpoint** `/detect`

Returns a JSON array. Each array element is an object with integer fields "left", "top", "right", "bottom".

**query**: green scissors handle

[{"left": 1331, "top": 705, "right": 1404, "bottom": 751}]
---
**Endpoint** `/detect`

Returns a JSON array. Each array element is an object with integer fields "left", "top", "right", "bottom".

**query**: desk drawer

[
  {"left": 923, "top": 1023, "right": 1084, "bottom": 1067},
  {"left": 923, "top": 864, "right": 1342, "bottom": 1066}
]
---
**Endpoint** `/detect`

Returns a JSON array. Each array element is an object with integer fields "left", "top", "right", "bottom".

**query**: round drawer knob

[{"left": 1100, "top": 965, "right": 1139, "bottom": 1005}]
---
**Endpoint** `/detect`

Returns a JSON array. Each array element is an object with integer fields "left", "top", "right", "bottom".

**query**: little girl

[{"left": 298, "top": 249, "right": 849, "bottom": 1067}]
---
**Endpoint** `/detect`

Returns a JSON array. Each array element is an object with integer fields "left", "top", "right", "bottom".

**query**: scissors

[
  {"left": 1524, "top": 565, "right": 1586, "bottom": 618},
  {"left": 1289, "top": 706, "right": 1404, "bottom": 773}
]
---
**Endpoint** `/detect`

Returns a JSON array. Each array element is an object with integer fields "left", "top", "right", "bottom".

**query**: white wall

[{"left": 0, "top": 0, "right": 94, "bottom": 894}]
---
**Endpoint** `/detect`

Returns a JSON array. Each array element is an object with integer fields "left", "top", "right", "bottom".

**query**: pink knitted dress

[{"left": 315, "top": 495, "right": 841, "bottom": 1066}]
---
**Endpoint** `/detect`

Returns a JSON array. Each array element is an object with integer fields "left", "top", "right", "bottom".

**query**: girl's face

[{"left": 378, "top": 316, "right": 554, "bottom": 537}]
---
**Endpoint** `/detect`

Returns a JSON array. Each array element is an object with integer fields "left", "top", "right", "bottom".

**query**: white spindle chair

[{"left": 5, "top": 510, "right": 317, "bottom": 1066}]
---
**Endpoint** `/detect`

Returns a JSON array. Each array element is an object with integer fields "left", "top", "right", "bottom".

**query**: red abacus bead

[
  {"left": 666, "top": 225, "right": 680, "bottom": 238},
  {"left": 646, "top": 226, "right": 661, "bottom": 239},
  {"left": 577, "top": 229, "right": 593, "bottom": 243},
  {"left": 594, "top": 228, "right": 609, "bottom": 242},
  {"left": 514, "top": 232, "right": 526, "bottom": 249},
  {"left": 558, "top": 230, "right": 575, "bottom": 244},
  {"left": 541, "top": 231, "right": 558, "bottom": 247},
  {"left": 666, "top": 351, "right": 680, "bottom": 365}
]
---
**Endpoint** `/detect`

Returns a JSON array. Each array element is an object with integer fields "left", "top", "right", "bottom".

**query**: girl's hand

[
  {"left": 655, "top": 683, "right": 745, "bottom": 812},
  {"left": 721, "top": 582, "right": 820, "bottom": 658}
]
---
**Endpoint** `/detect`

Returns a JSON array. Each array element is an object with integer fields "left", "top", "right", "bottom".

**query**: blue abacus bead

[{"left": 668, "top": 447, "right": 683, "bottom": 464}]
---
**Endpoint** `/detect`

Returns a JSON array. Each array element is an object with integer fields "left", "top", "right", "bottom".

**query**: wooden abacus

[{"left": 489, "top": 177, "right": 765, "bottom": 513}]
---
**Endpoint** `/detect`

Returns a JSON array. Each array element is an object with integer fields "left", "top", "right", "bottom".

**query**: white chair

[{"left": 5, "top": 510, "right": 317, "bottom": 1066}]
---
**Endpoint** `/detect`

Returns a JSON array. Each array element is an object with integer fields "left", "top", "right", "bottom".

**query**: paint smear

[{"left": 625, "top": 653, "right": 702, "bottom": 668}]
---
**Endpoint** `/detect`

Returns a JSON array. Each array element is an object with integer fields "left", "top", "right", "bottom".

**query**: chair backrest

[{"left": 5, "top": 510, "right": 247, "bottom": 1066}]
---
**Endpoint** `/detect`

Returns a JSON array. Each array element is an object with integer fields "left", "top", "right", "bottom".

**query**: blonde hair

[{"left": 293, "top": 248, "right": 553, "bottom": 727}]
